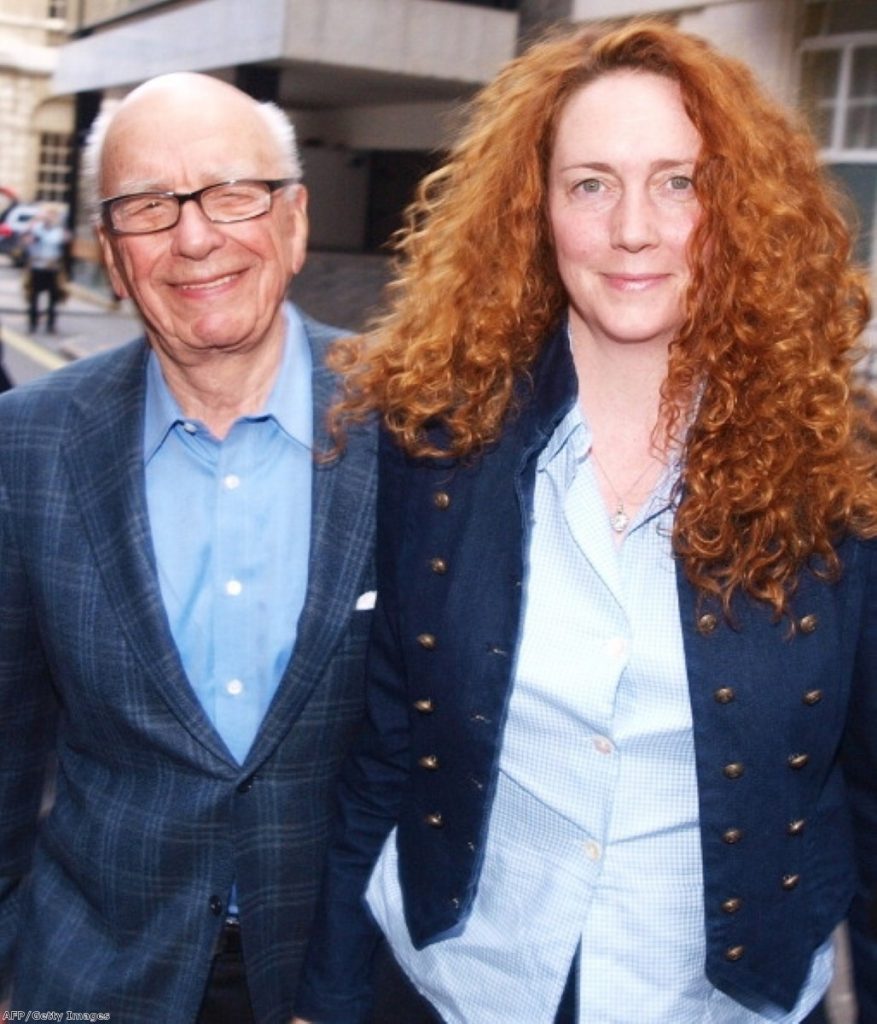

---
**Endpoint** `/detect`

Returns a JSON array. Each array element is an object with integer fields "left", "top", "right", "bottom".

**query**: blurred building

[
  {"left": 39, "top": 0, "right": 877, "bottom": 305},
  {"left": 0, "top": 0, "right": 73, "bottom": 208}
]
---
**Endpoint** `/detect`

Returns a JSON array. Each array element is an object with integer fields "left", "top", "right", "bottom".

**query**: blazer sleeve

[
  {"left": 0, "top": 460, "right": 58, "bottom": 995},
  {"left": 843, "top": 539, "right": 877, "bottom": 1022},
  {"left": 295, "top": 445, "right": 413, "bottom": 1023}
]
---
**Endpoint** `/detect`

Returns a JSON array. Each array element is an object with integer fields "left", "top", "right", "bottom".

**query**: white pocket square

[{"left": 355, "top": 590, "right": 377, "bottom": 610}]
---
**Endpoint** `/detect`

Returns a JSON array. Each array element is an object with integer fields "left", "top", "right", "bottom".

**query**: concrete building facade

[{"left": 0, "top": 0, "right": 74, "bottom": 209}]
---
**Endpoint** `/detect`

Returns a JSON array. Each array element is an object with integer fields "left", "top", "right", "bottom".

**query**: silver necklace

[{"left": 590, "top": 447, "right": 661, "bottom": 534}]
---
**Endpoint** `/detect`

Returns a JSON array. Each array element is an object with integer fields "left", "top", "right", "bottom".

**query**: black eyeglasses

[{"left": 100, "top": 178, "right": 299, "bottom": 235}]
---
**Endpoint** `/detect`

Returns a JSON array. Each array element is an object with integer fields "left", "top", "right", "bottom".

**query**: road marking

[{"left": 1, "top": 325, "right": 67, "bottom": 371}]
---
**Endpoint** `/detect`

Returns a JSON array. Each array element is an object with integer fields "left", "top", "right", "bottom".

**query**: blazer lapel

[
  {"left": 62, "top": 341, "right": 237, "bottom": 766},
  {"left": 245, "top": 318, "right": 377, "bottom": 765}
]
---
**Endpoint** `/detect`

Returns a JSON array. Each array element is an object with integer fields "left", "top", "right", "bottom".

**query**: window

[
  {"left": 800, "top": 34, "right": 877, "bottom": 159},
  {"left": 35, "top": 132, "right": 73, "bottom": 205}
]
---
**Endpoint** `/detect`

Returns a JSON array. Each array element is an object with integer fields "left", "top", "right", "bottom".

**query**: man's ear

[
  {"left": 96, "top": 224, "right": 130, "bottom": 300},
  {"left": 286, "top": 184, "right": 309, "bottom": 277}
]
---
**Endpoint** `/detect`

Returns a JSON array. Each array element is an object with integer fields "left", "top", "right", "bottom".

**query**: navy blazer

[
  {"left": 0, "top": 312, "right": 376, "bottom": 1024},
  {"left": 297, "top": 323, "right": 877, "bottom": 1022}
]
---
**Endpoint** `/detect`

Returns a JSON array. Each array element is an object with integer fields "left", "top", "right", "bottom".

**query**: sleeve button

[
  {"left": 724, "top": 945, "right": 745, "bottom": 962},
  {"left": 723, "top": 762, "right": 745, "bottom": 779},
  {"left": 788, "top": 753, "right": 810, "bottom": 770},
  {"left": 433, "top": 491, "right": 451, "bottom": 509},
  {"left": 417, "top": 633, "right": 437, "bottom": 650},
  {"left": 713, "top": 687, "right": 736, "bottom": 704}
]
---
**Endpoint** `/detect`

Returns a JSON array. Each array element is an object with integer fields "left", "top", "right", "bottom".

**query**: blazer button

[
  {"left": 236, "top": 776, "right": 255, "bottom": 794},
  {"left": 722, "top": 827, "right": 744, "bottom": 844},
  {"left": 713, "top": 687, "right": 736, "bottom": 704},
  {"left": 721, "top": 897, "right": 743, "bottom": 914},
  {"left": 802, "top": 689, "right": 823, "bottom": 706},
  {"left": 723, "top": 762, "right": 745, "bottom": 779},
  {"left": 417, "top": 633, "right": 437, "bottom": 650},
  {"left": 413, "top": 698, "right": 435, "bottom": 713},
  {"left": 430, "top": 557, "right": 448, "bottom": 574},
  {"left": 798, "top": 614, "right": 818, "bottom": 634},
  {"left": 787, "top": 819, "right": 806, "bottom": 836},
  {"left": 424, "top": 812, "right": 444, "bottom": 828},
  {"left": 698, "top": 613, "right": 718, "bottom": 634},
  {"left": 209, "top": 895, "right": 223, "bottom": 916},
  {"left": 724, "top": 945, "right": 745, "bottom": 962},
  {"left": 782, "top": 873, "right": 801, "bottom": 891},
  {"left": 788, "top": 753, "right": 810, "bottom": 770},
  {"left": 418, "top": 754, "right": 439, "bottom": 770},
  {"left": 433, "top": 491, "right": 451, "bottom": 509}
]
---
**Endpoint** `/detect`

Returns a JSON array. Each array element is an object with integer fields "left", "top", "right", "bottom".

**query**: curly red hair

[{"left": 330, "top": 19, "right": 877, "bottom": 617}]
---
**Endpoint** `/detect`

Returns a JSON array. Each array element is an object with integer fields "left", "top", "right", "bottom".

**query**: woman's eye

[
  {"left": 576, "top": 179, "right": 603, "bottom": 193},
  {"left": 668, "top": 175, "right": 694, "bottom": 191}
]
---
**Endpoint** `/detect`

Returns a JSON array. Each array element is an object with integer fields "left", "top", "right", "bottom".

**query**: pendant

[{"left": 610, "top": 506, "right": 629, "bottom": 533}]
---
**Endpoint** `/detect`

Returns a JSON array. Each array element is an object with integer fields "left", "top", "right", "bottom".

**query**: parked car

[{"left": 0, "top": 203, "right": 44, "bottom": 266}]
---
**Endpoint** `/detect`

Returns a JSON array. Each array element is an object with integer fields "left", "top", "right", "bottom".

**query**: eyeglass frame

[{"left": 99, "top": 177, "right": 301, "bottom": 236}]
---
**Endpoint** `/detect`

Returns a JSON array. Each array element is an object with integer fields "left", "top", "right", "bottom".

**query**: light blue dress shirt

[
  {"left": 144, "top": 302, "right": 312, "bottom": 767},
  {"left": 366, "top": 402, "right": 832, "bottom": 1023}
]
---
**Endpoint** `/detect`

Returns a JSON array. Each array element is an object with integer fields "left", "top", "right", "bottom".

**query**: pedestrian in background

[
  {"left": 23, "top": 203, "right": 69, "bottom": 334},
  {"left": 294, "top": 20, "right": 876, "bottom": 1024},
  {"left": 0, "top": 72, "right": 375, "bottom": 1023}
]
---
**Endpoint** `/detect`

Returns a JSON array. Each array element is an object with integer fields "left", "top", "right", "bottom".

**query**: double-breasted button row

[
  {"left": 430, "top": 557, "right": 448, "bottom": 574},
  {"left": 788, "top": 753, "right": 810, "bottom": 769},
  {"left": 417, "top": 633, "right": 437, "bottom": 650},
  {"left": 802, "top": 689, "right": 823, "bottom": 705},
  {"left": 714, "top": 687, "right": 735, "bottom": 704},
  {"left": 413, "top": 698, "right": 435, "bottom": 713},
  {"left": 698, "top": 613, "right": 719, "bottom": 635},
  {"left": 424, "top": 812, "right": 444, "bottom": 828},
  {"left": 798, "top": 614, "right": 818, "bottom": 634},
  {"left": 419, "top": 754, "right": 439, "bottom": 770},
  {"left": 433, "top": 491, "right": 451, "bottom": 510},
  {"left": 725, "top": 945, "right": 745, "bottom": 962},
  {"left": 723, "top": 762, "right": 745, "bottom": 779}
]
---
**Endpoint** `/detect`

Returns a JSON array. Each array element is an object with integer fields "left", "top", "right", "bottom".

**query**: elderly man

[{"left": 0, "top": 73, "right": 375, "bottom": 1023}]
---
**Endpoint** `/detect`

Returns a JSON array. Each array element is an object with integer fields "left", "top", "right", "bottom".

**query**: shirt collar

[{"left": 143, "top": 301, "right": 313, "bottom": 463}]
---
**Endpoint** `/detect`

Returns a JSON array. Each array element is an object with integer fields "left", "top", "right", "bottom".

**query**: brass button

[
  {"left": 723, "top": 762, "right": 745, "bottom": 779},
  {"left": 413, "top": 698, "right": 435, "bottom": 713},
  {"left": 722, "top": 827, "right": 744, "bottom": 844},
  {"left": 725, "top": 945, "right": 745, "bottom": 962},
  {"left": 418, "top": 754, "right": 439, "bottom": 770},
  {"left": 788, "top": 753, "right": 810, "bottom": 770},
  {"left": 714, "top": 687, "right": 736, "bottom": 704},
  {"left": 430, "top": 557, "right": 448, "bottom": 574},
  {"left": 798, "top": 614, "right": 818, "bottom": 634},
  {"left": 781, "top": 873, "right": 801, "bottom": 891},
  {"left": 802, "top": 689, "right": 823, "bottom": 706},
  {"left": 424, "top": 812, "right": 444, "bottom": 828},
  {"left": 417, "top": 633, "right": 437, "bottom": 650},
  {"left": 787, "top": 819, "right": 806, "bottom": 836},
  {"left": 721, "top": 897, "right": 743, "bottom": 914},
  {"left": 698, "top": 613, "right": 718, "bottom": 634},
  {"left": 433, "top": 491, "right": 451, "bottom": 510}
]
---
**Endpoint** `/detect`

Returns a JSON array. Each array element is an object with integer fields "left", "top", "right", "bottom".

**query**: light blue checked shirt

[
  {"left": 144, "top": 303, "right": 312, "bottom": 767},
  {"left": 367, "top": 402, "right": 832, "bottom": 1023}
]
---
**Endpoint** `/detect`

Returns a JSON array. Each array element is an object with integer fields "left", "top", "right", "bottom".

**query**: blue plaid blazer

[{"left": 0, "top": 312, "right": 376, "bottom": 1023}]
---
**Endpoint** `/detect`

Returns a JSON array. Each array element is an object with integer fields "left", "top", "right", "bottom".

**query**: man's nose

[{"left": 171, "top": 198, "right": 226, "bottom": 256}]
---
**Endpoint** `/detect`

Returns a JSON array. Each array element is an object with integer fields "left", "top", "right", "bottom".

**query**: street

[{"left": 0, "top": 255, "right": 140, "bottom": 387}]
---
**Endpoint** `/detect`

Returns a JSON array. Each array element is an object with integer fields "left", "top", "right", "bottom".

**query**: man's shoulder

[
  {"left": 0, "top": 338, "right": 147, "bottom": 427},
  {"left": 297, "top": 307, "right": 351, "bottom": 358}
]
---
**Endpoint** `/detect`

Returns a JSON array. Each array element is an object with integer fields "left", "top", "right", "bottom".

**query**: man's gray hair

[{"left": 81, "top": 92, "right": 303, "bottom": 221}]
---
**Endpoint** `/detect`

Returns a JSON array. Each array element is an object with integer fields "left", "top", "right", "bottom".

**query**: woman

[{"left": 294, "top": 20, "right": 877, "bottom": 1024}]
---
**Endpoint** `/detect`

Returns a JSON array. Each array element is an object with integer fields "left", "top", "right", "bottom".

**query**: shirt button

[
  {"left": 226, "top": 679, "right": 244, "bottom": 696},
  {"left": 183, "top": 421, "right": 197, "bottom": 434},
  {"left": 584, "top": 840, "right": 602, "bottom": 862},
  {"left": 605, "top": 636, "right": 626, "bottom": 658},
  {"left": 223, "top": 474, "right": 241, "bottom": 490},
  {"left": 225, "top": 579, "right": 243, "bottom": 596},
  {"left": 592, "top": 736, "right": 614, "bottom": 755}
]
